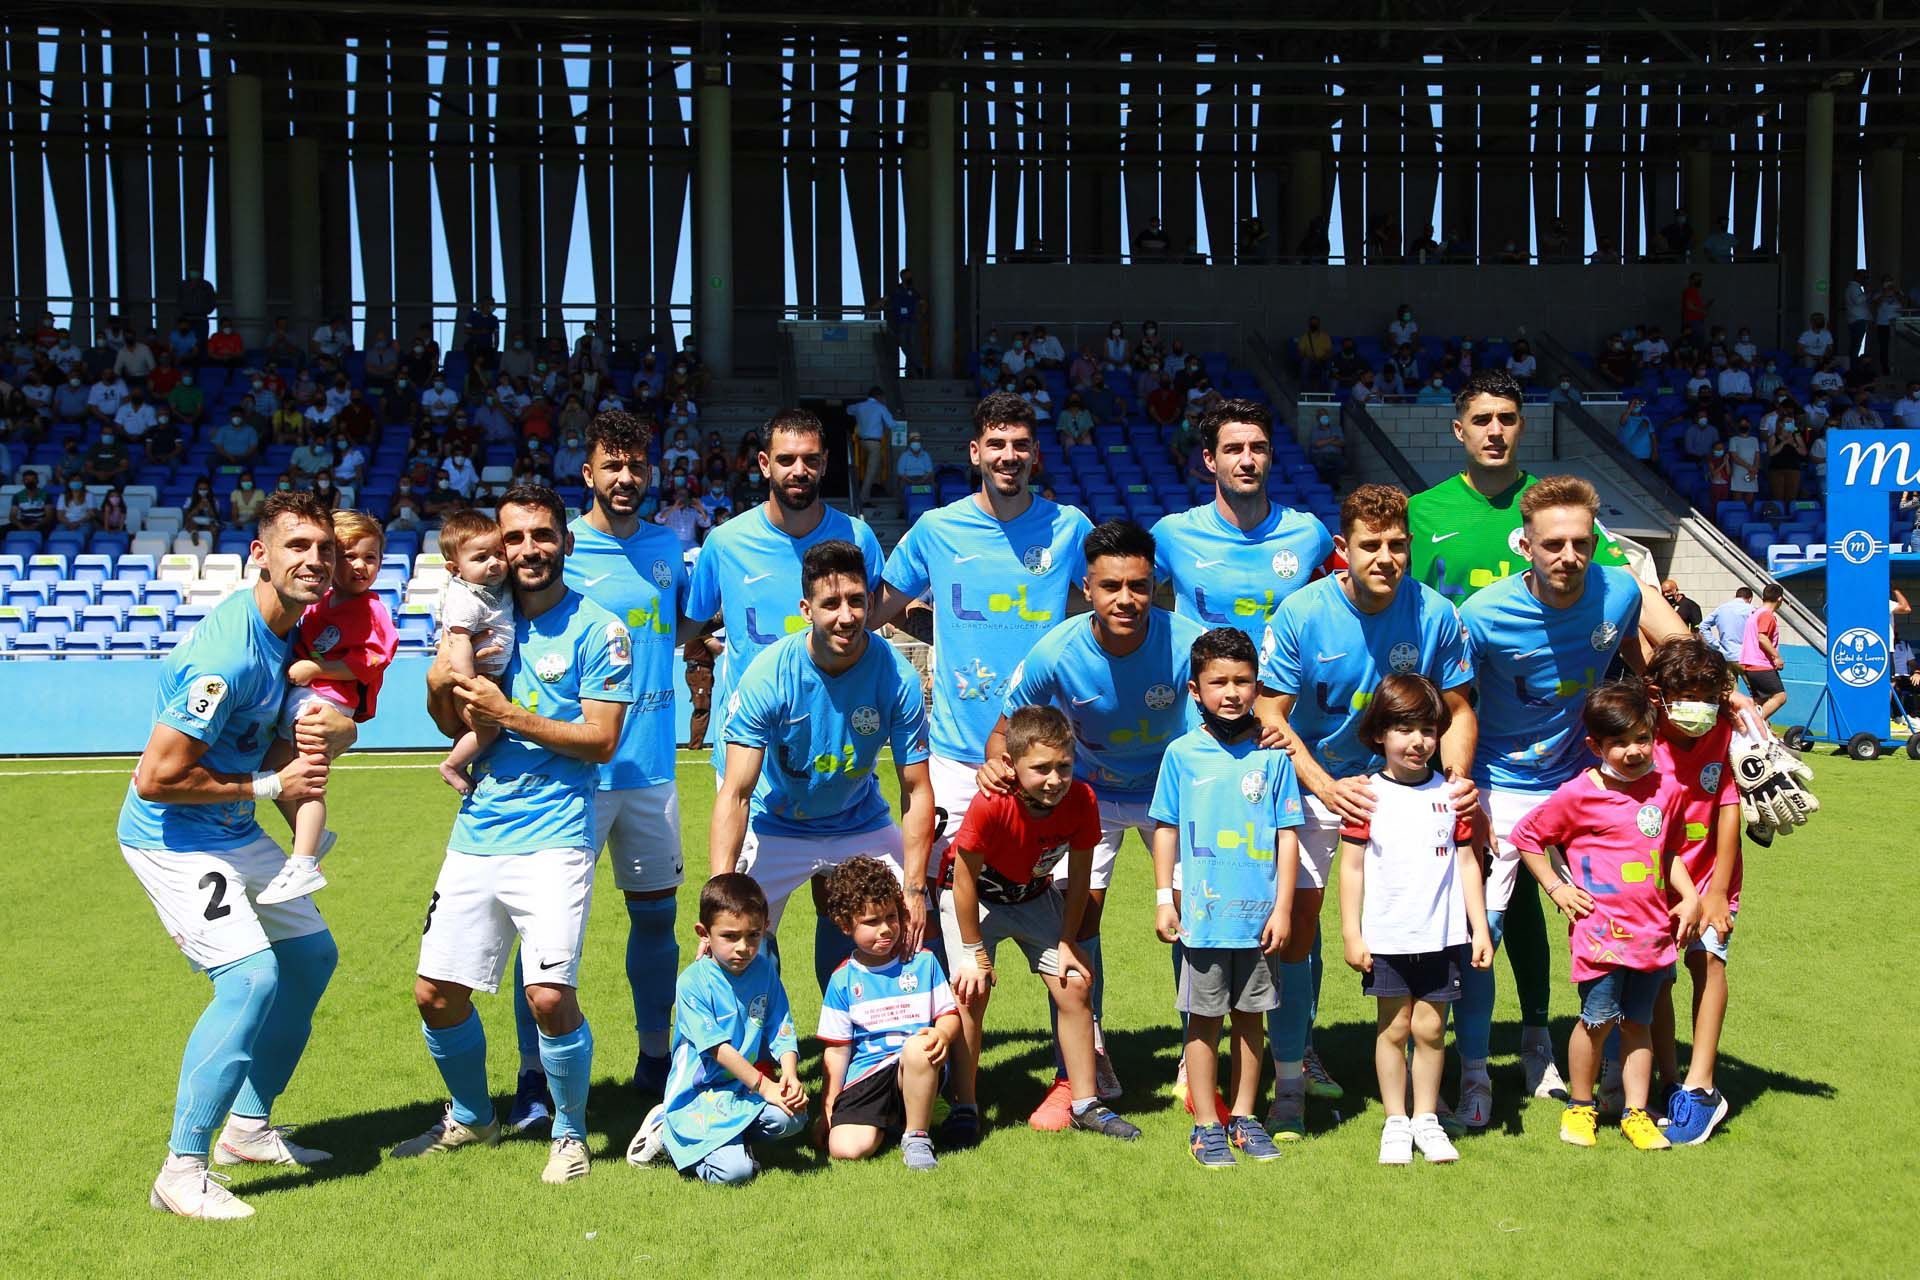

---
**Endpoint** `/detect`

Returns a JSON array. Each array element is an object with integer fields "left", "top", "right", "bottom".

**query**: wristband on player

[
  {"left": 1155, "top": 887, "right": 1175, "bottom": 907},
  {"left": 251, "top": 770, "right": 284, "bottom": 800}
]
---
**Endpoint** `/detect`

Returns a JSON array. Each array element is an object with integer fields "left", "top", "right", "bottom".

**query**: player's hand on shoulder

[
  {"left": 1325, "top": 775, "right": 1377, "bottom": 824},
  {"left": 1442, "top": 770, "right": 1479, "bottom": 816},
  {"left": 975, "top": 753, "right": 1017, "bottom": 795},
  {"left": 1256, "top": 719, "right": 1292, "bottom": 752}
]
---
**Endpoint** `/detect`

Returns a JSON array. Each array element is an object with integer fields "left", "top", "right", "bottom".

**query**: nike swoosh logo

[
  {"left": 538, "top": 957, "right": 568, "bottom": 971},
  {"left": 954, "top": 554, "right": 982, "bottom": 564},
  {"left": 1516, "top": 646, "right": 1547, "bottom": 659},
  {"left": 1317, "top": 652, "right": 1347, "bottom": 663},
  {"left": 787, "top": 713, "right": 810, "bottom": 724},
  {"left": 1195, "top": 558, "right": 1224, "bottom": 569},
  {"left": 1071, "top": 696, "right": 1100, "bottom": 706},
  {"left": 1193, "top": 776, "right": 1218, "bottom": 786},
  {"left": 582, "top": 573, "right": 611, "bottom": 587},
  {"left": 744, "top": 573, "right": 773, "bottom": 584},
  {"left": 1430, "top": 532, "right": 1461, "bottom": 544}
]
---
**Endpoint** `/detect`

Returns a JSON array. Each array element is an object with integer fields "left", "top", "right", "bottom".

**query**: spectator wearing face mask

[
  {"left": 551, "top": 430, "right": 588, "bottom": 487},
  {"left": 229, "top": 474, "right": 266, "bottom": 527},
  {"left": 895, "top": 431, "right": 935, "bottom": 495},
  {"left": 206, "top": 321, "right": 244, "bottom": 367},
  {"left": 1547, "top": 376, "right": 1581, "bottom": 405},
  {"left": 387, "top": 478, "right": 425, "bottom": 531},
  {"left": 1387, "top": 305, "right": 1419, "bottom": 349},
  {"left": 420, "top": 373, "right": 460, "bottom": 425},
  {"left": 1416, "top": 373, "right": 1452, "bottom": 404},
  {"left": 50, "top": 374, "right": 89, "bottom": 424},
  {"left": 1505, "top": 340, "right": 1538, "bottom": 384},
  {"left": 1679, "top": 404, "right": 1718, "bottom": 464},
  {"left": 1056, "top": 393, "right": 1095, "bottom": 448},
  {"left": 1309, "top": 410, "right": 1346, "bottom": 485},
  {"left": 1375, "top": 361, "right": 1407, "bottom": 400},
  {"left": 424, "top": 472, "right": 466, "bottom": 520},
  {"left": 653, "top": 482, "right": 711, "bottom": 551},
  {"left": 113, "top": 390, "right": 157, "bottom": 441},
  {"left": 57, "top": 477, "right": 97, "bottom": 531},
  {"left": 185, "top": 479, "right": 221, "bottom": 534},
  {"left": 1028, "top": 326, "right": 1066, "bottom": 369},
  {"left": 1102, "top": 321, "right": 1130, "bottom": 371},
  {"left": 440, "top": 447, "right": 479, "bottom": 498},
  {"left": 1617, "top": 401, "right": 1655, "bottom": 462},
  {"left": 145, "top": 412, "right": 187, "bottom": 468}
]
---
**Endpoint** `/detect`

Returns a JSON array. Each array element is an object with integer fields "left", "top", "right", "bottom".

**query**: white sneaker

[
  {"left": 1458, "top": 1077, "right": 1494, "bottom": 1131},
  {"left": 1094, "top": 1050, "right": 1123, "bottom": 1102},
  {"left": 256, "top": 857, "right": 327, "bottom": 906},
  {"left": 1411, "top": 1114, "right": 1460, "bottom": 1163},
  {"left": 390, "top": 1103, "right": 502, "bottom": 1158},
  {"left": 626, "top": 1103, "right": 668, "bottom": 1166},
  {"left": 541, "top": 1135, "right": 591, "bottom": 1184},
  {"left": 1523, "top": 1045, "right": 1569, "bottom": 1100},
  {"left": 1378, "top": 1116, "right": 1413, "bottom": 1166},
  {"left": 214, "top": 1123, "right": 332, "bottom": 1167},
  {"left": 150, "top": 1161, "right": 255, "bottom": 1220}
]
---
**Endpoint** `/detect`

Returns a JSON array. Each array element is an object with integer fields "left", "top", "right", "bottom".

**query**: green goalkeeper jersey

[{"left": 1407, "top": 471, "right": 1628, "bottom": 604}]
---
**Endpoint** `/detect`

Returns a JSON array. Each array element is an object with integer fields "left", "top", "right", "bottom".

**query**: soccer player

[
  {"left": 687, "top": 408, "right": 886, "bottom": 991},
  {"left": 986, "top": 519, "right": 1209, "bottom": 1115},
  {"left": 868, "top": 390, "right": 1092, "bottom": 1142},
  {"left": 120, "top": 490, "right": 349, "bottom": 1220},
  {"left": 711, "top": 539, "right": 936, "bottom": 969},
  {"left": 1255, "top": 483, "right": 1477, "bottom": 1137},
  {"left": 1408, "top": 369, "right": 1696, "bottom": 1103},
  {"left": 402, "top": 485, "right": 634, "bottom": 1185},
  {"left": 1453, "top": 475, "right": 1644, "bottom": 1130},
  {"left": 503, "top": 410, "right": 699, "bottom": 1133}
]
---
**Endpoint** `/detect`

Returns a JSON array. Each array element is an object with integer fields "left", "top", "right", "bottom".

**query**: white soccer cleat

[
  {"left": 1457, "top": 1077, "right": 1494, "bottom": 1131},
  {"left": 214, "top": 1123, "right": 332, "bottom": 1167},
  {"left": 1524, "top": 1045, "right": 1569, "bottom": 1100},
  {"left": 626, "top": 1103, "right": 668, "bottom": 1167},
  {"left": 1411, "top": 1114, "right": 1460, "bottom": 1163},
  {"left": 390, "top": 1103, "right": 502, "bottom": 1158},
  {"left": 541, "top": 1135, "right": 591, "bottom": 1184},
  {"left": 150, "top": 1162, "right": 255, "bottom": 1221}
]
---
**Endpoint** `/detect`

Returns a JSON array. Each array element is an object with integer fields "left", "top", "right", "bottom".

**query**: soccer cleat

[
  {"left": 1069, "top": 1103, "right": 1141, "bottom": 1141},
  {"left": 626, "top": 1103, "right": 668, "bottom": 1166},
  {"left": 1378, "top": 1116, "right": 1413, "bottom": 1166},
  {"left": 1559, "top": 1103, "right": 1599, "bottom": 1148},
  {"left": 1190, "top": 1123, "right": 1236, "bottom": 1168},
  {"left": 150, "top": 1163, "right": 255, "bottom": 1221},
  {"left": 213, "top": 1123, "right": 332, "bottom": 1167},
  {"left": 1411, "top": 1114, "right": 1460, "bottom": 1163},
  {"left": 1621, "top": 1107, "right": 1672, "bottom": 1151},
  {"left": 1094, "top": 1049, "right": 1124, "bottom": 1101},
  {"left": 1597, "top": 1060, "right": 1625, "bottom": 1117},
  {"left": 507, "top": 1069, "right": 553, "bottom": 1134},
  {"left": 256, "top": 857, "right": 327, "bottom": 906},
  {"left": 1524, "top": 1045, "right": 1570, "bottom": 1100},
  {"left": 390, "top": 1103, "right": 502, "bottom": 1158},
  {"left": 1265, "top": 1087, "right": 1306, "bottom": 1141},
  {"left": 1665, "top": 1088, "right": 1729, "bottom": 1146},
  {"left": 1302, "top": 1047, "right": 1344, "bottom": 1100},
  {"left": 1227, "top": 1116, "right": 1282, "bottom": 1162},
  {"left": 1028, "top": 1078, "right": 1074, "bottom": 1132},
  {"left": 900, "top": 1131, "right": 939, "bottom": 1172},
  {"left": 1457, "top": 1077, "right": 1494, "bottom": 1131},
  {"left": 541, "top": 1135, "right": 591, "bottom": 1183},
  {"left": 937, "top": 1104, "right": 982, "bottom": 1150},
  {"left": 632, "top": 1051, "right": 670, "bottom": 1097}
]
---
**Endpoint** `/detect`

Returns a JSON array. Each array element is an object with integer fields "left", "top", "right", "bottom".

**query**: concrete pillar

[
  {"left": 1683, "top": 147, "right": 1713, "bottom": 257},
  {"left": 288, "top": 135, "right": 323, "bottom": 337},
  {"left": 226, "top": 74, "right": 268, "bottom": 345},
  {"left": 1802, "top": 90, "right": 1835, "bottom": 324},
  {"left": 696, "top": 69, "right": 733, "bottom": 377},
  {"left": 1287, "top": 148, "right": 1325, "bottom": 259},
  {"left": 928, "top": 88, "right": 957, "bottom": 379},
  {"left": 1869, "top": 145, "right": 1905, "bottom": 287}
]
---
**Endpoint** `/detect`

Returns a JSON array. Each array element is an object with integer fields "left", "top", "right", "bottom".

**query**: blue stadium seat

[
  {"left": 154, "top": 630, "right": 186, "bottom": 652},
  {"left": 143, "top": 582, "right": 186, "bottom": 611},
  {"left": 0, "top": 554, "right": 20, "bottom": 585},
  {"left": 4, "top": 582, "right": 49, "bottom": 609},
  {"left": 127, "top": 605, "right": 169, "bottom": 635},
  {"left": 173, "top": 604, "right": 210, "bottom": 632},
  {"left": 26, "top": 554, "right": 67, "bottom": 583},
  {"left": 62, "top": 633, "right": 109, "bottom": 660},
  {"left": 2, "top": 532, "right": 41, "bottom": 560},
  {"left": 0, "top": 606, "right": 25, "bottom": 643},
  {"left": 81, "top": 604, "right": 123, "bottom": 635},
  {"left": 72, "top": 553, "right": 114, "bottom": 584},
  {"left": 110, "top": 632, "right": 155, "bottom": 657},
  {"left": 100, "top": 580, "right": 140, "bottom": 611},
  {"left": 7, "top": 633, "right": 58, "bottom": 660},
  {"left": 31, "top": 607, "right": 76, "bottom": 640},
  {"left": 51, "top": 580, "right": 96, "bottom": 609},
  {"left": 91, "top": 533, "right": 130, "bottom": 561}
]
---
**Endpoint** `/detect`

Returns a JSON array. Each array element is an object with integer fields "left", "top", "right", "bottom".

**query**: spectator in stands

[
  {"left": 495, "top": 331, "right": 530, "bottom": 379},
  {"left": 1144, "top": 372, "right": 1182, "bottom": 431},
  {"left": 571, "top": 323, "right": 609, "bottom": 379},
  {"left": 1685, "top": 362, "right": 1715, "bottom": 401},
  {"left": 145, "top": 412, "right": 186, "bottom": 469},
  {"left": 263, "top": 317, "right": 300, "bottom": 366},
  {"left": 663, "top": 391, "right": 698, "bottom": 435},
  {"left": 1349, "top": 367, "right": 1379, "bottom": 406},
  {"left": 1391, "top": 342, "right": 1422, "bottom": 386},
  {"left": 1134, "top": 319, "right": 1167, "bottom": 366},
  {"left": 7, "top": 470, "right": 51, "bottom": 534},
  {"left": 549, "top": 429, "right": 587, "bottom": 487},
  {"left": 1840, "top": 392, "right": 1885, "bottom": 432},
  {"left": 850, "top": 387, "right": 898, "bottom": 507},
  {"left": 882, "top": 268, "right": 926, "bottom": 378},
  {"left": 1079, "top": 370, "right": 1122, "bottom": 425},
  {"left": 288, "top": 430, "right": 331, "bottom": 482},
  {"left": 1134, "top": 215, "right": 1171, "bottom": 259},
  {"left": 1726, "top": 417, "right": 1762, "bottom": 507},
  {"left": 358, "top": 330, "right": 396, "bottom": 393},
  {"left": 521, "top": 394, "right": 556, "bottom": 445},
  {"left": 459, "top": 296, "right": 498, "bottom": 362},
  {"left": 1595, "top": 335, "right": 1634, "bottom": 388},
  {"left": 895, "top": 430, "right": 934, "bottom": 495},
  {"left": 1680, "top": 272, "right": 1712, "bottom": 347},
  {"left": 1716, "top": 356, "right": 1755, "bottom": 405},
  {"left": 1497, "top": 239, "right": 1525, "bottom": 265},
  {"left": 1067, "top": 346, "right": 1100, "bottom": 391},
  {"left": 333, "top": 387, "right": 374, "bottom": 446},
  {"left": 1634, "top": 326, "right": 1671, "bottom": 369},
  {"left": 165, "top": 372, "right": 203, "bottom": 430},
  {"left": 183, "top": 478, "right": 221, "bottom": 536},
  {"left": 1706, "top": 324, "right": 1733, "bottom": 368},
  {"left": 1296, "top": 316, "right": 1333, "bottom": 388},
  {"left": 308, "top": 314, "right": 349, "bottom": 365},
  {"left": 1161, "top": 337, "right": 1193, "bottom": 379},
  {"left": 1747, "top": 359, "right": 1781, "bottom": 405},
  {"left": 1102, "top": 322, "right": 1130, "bottom": 371},
  {"left": 1548, "top": 376, "right": 1581, "bottom": 406},
  {"left": 440, "top": 445, "right": 479, "bottom": 499},
  {"left": 50, "top": 373, "right": 88, "bottom": 425},
  {"left": 42, "top": 329, "right": 80, "bottom": 375},
  {"left": 1617, "top": 400, "right": 1655, "bottom": 462},
  {"left": 1309, "top": 410, "right": 1346, "bottom": 486},
  {"left": 1808, "top": 423, "right": 1829, "bottom": 492},
  {"left": 109, "top": 386, "right": 154, "bottom": 442},
  {"left": 1505, "top": 340, "right": 1538, "bottom": 385},
  {"left": 150, "top": 352, "right": 186, "bottom": 401},
  {"left": 265, "top": 398, "right": 302, "bottom": 445},
  {"left": 1330, "top": 337, "right": 1367, "bottom": 390},
  {"left": 311, "top": 470, "right": 345, "bottom": 511},
  {"left": 654, "top": 486, "right": 710, "bottom": 551},
  {"left": 212, "top": 407, "right": 262, "bottom": 468},
  {"left": 1029, "top": 325, "right": 1065, "bottom": 370},
  {"left": 1893, "top": 381, "right": 1920, "bottom": 430},
  {"left": 1767, "top": 413, "right": 1808, "bottom": 503},
  {"left": 288, "top": 364, "right": 323, "bottom": 411},
  {"left": 1679, "top": 402, "right": 1718, "bottom": 464},
  {"left": 1376, "top": 361, "right": 1407, "bottom": 401},
  {"left": 1659, "top": 209, "right": 1693, "bottom": 260},
  {"left": 386, "top": 480, "right": 425, "bottom": 532},
  {"left": 1387, "top": 304, "right": 1419, "bottom": 349},
  {"left": 56, "top": 477, "right": 95, "bottom": 532},
  {"left": 1873, "top": 277, "right": 1909, "bottom": 372},
  {"left": 16, "top": 370, "right": 52, "bottom": 423},
  {"left": 1416, "top": 373, "right": 1451, "bottom": 404},
  {"left": 166, "top": 317, "right": 201, "bottom": 366},
  {"left": 998, "top": 333, "right": 1030, "bottom": 380},
  {"left": 1057, "top": 393, "right": 1095, "bottom": 448},
  {"left": 417, "top": 373, "right": 457, "bottom": 426},
  {"left": 424, "top": 473, "right": 465, "bottom": 521},
  {"left": 1540, "top": 216, "right": 1573, "bottom": 262},
  {"left": 663, "top": 428, "right": 698, "bottom": 476},
  {"left": 1701, "top": 439, "right": 1731, "bottom": 507},
  {"left": 1297, "top": 215, "right": 1332, "bottom": 263},
  {"left": 1409, "top": 224, "right": 1441, "bottom": 261},
  {"left": 555, "top": 392, "right": 590, "bottom": 441},
  {"left": 1796, "top": 313, "right": 1834, "bottom": 368},
  {"left": 197, "top": 320, "right": 238, "bottom": 372},
  {"left": 1841, "top": 269, "right": 1871, "bottom": 359},
  {"left": 96, "top": 315, "right": 129, "bottom": 356},
  {"left": 1701, "top": 218, "right": 1736, "bottom": 264},
  {"left": 223, "top": 477, "right": 265, "bottom": 533},
  {"left": 1020, "top": 373, "right": 1053, "bottom": 425},
  {"left": 86, "top": 368, "right": 128, "bottom": 428},
  {"left": 1809, "top": 357, "right": 1844, "bottom": 398}
]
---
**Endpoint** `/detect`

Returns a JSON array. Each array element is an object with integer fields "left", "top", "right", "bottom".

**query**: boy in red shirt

[
  {"left": 1511, "top": 679, "right": 1702, "bottom": 1152},
  {"left": 940, "top": 705, "right": 1140, "bottom": 1144},
  {"left": 258, "top": 511, "right": 399, "bottom": 904}
]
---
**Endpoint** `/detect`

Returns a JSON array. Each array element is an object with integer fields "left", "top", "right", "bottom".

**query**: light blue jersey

[
  {"left": 117, "top": 590, "right": 291, "bottom": 852},
  {"left": 449, "top": 590, "right": 635, "bottom": 855},
  {"left": 1462, "top": 564, "right": 1643, "bottom": 792},
  {"left": 1147, "top": 727, "right": 1304, "bottom": 949},
  {"left": 817, "top": 949, "right": 956, "bottom": 1088},
  {"left": 685, "top": 504, "right": 885, "bottom": 774},
  {"left": 724, "top": 631, "right": 929, "bottom": 837},
  {"left": 566, "top": 516, "right": 686, "bottom": 790},
  {"left": 1151, "top": 501, "right": 1335, "bottom": 645},
  {"left": 1004, "top": 609, "right": 1207, "bottom": 802},
  {"left": 661, "top": 953, "right": 798, "bottom": 1169},
  {"left": 1259, "top": 574, "right": 1475, "bottom": 780},
  {"left": 883, "top": 494, "right": 1091, "bottom": 762}
]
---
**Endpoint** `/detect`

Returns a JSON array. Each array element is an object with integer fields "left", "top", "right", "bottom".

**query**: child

[
  {"left": 818, "top": 857, "right": 961, "bottom": 1172},
  {"left": 435, "top": 510, "right": 516, "bottom": 794},
  {"left": 1510, "top": 679, "right": 1702, "bottom": 1152},
  {"left": 257, "top": 510, "right": 398, "bottom": 904},
  {"left": 1336, "top": 674, "right": 1493, "bottom": 1166},
  {"left": 628, "top": 874, "right": 807, "bottom": 1184},
  {"left": 1149, "top": 628, "right": 1304, "bottom": 1168},
  {"left": 945, "top": 705, "right": 1141, "bottom": 1143}
]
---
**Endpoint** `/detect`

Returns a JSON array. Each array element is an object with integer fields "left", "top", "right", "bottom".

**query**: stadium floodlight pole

[
  {"left": 697, "top": 62, "right": 733, "bottom": 377},
  {"left": 928, "top": 87, "right": 957, "bottom": 379}
]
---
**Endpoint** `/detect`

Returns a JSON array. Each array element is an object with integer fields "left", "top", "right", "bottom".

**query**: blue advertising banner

[{"left": 1824, "top": 433, "right": 1915, "bottom": 741}]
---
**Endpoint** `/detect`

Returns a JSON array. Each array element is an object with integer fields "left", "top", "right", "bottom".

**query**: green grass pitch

[{"left": 2, "top": 752, "right": 1914, "bottom": 1277}]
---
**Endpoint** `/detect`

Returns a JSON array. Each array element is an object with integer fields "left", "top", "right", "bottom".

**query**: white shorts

[
  {"left": 122, "top": 834, "right": 328, "bottom": 972},
  {"left": 1092, "top": 798, "right": 1154, "bottom": 892},
  {"left": 1295, "top": 793, "right": 1342, "bottom": 891},
  {"left": 416, "top": 846, "right": 596, "bottom": 993},
  {"left": 277, "top": 683, "right": 353, "bottom": 740},
  {"left": 1485, "top": 786, "right": 1552, "bottom": 914},
  {"left": 736, "top": 824, "right": 905, "bottom": 932},
  {"left": 939, "top": 883, "right": 1067, "bottom": 977},
  {"left": 593, "top": 782, "right": 684, "bottom": 894},
  {"left": 928, "top": 753, "right": 981, "bottom": 871}
]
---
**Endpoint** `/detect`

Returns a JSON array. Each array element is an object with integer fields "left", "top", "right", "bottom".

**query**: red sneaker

[{"left": 1028, "top": 1078, "right": 1074, "bottom": 1131}]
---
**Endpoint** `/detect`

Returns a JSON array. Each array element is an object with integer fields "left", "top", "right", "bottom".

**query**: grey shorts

[
  {"left": 939, "top": 883, "right": 1067, "bottom": 977},
  {"left": 1176, "top": 945, "right": 1281, "bottom": 1017}
]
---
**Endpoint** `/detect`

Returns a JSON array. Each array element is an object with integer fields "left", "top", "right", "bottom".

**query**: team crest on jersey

[
  {"left": 311, "top": 625, "right": 342, "bottom": 656},
  {"left": 1388, "top": 641, "right": 1419, "bottom": 673},
  {"left": 1507, "top": 527, "right": 1527, "bottom": 557},
  {"left": 1144, "top": 683, "right": 1177, "bottom": 710},
  {"left": 1590, "top": 621, "right": 1620, "bottom": 651},
  {"left": 1635, "top": 804, "right": 1663, "bottom": 839},
  {"left": 1271, "top": 549, "right": 1301, "bottom": 580},
  {"left": 849, "top": 981, "right": 863, "bottom": 1000},
  {"left": 1022, "top": 545, "right": 1054, "bottom": 575},
  {"left": 852, "top": 705, "right": 882, "bottom": 736},
  {"left": 898, "top": 972, "right": 920, "bottom": 993},
  {"left": 748, "top": 994, "right": 768, "bottom": 1023},
  {"left": 1700, "top": 762, "right": 1723, "bottom": 795},
  {"left": 651, "top": 559, "right": 675, "bottom": 590},
  {"left": 606, "top": 624, "right": 632, "bottom": 665},
  {"left": 534, "top": 652, "right": 569, "bottom": 682},
  {"left": 1240, "top": 770, "right": 1267, "bottom": 803}
]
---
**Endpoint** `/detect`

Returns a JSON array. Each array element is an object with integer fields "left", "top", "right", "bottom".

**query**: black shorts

[
  {"left": 828, "top": 1062, "right": 905, "bottom": 1135},
  {"left": 1742, "top": 666, "right": 1785, "bottom": 699},
  {"left": 1362, "top": 946, "right": 1466, "bottom": 1003}
]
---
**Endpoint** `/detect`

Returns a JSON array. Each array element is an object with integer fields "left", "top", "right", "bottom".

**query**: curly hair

[
  {"left": 823, "top": 856, "right": 905, "bottom": 928},
  {"left": 1646, "top": 635, "right": 1733, "bottom": 699},
  {"left": 585, "top": 409, "right": 652, "bottom": 461},
  {"left": 1452, "top": 367, "right": 1525, "bottom": 419},
  {"left": 1339, "top": 483, "right": 1410, "bottom": 536}
]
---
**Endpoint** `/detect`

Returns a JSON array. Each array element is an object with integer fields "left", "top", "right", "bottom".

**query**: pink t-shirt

[
  {"left": 1654, "top": 720, "right": 1742, "bottom": 910},
  {"left": 1738, "top": 607, "right": 1778, "bottom": 672},
  {"left": 1509, "top": 769, "right": 1687, "bottom": 982},
  {"left": 295, "top": 589, "right": 399, "bottom": 722}
]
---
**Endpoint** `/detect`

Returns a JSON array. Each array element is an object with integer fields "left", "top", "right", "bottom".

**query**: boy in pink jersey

[{"left": 1510, "top": 679, "right": 1701, "bottom": 1152}]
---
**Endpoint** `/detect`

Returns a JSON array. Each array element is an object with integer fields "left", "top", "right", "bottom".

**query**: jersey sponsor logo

[
  {"left": 1022, "top": 546, "right": 1055, "bottom": 574},
  {"left": 651, "top": 559, "right": 675, "bottom": 589},
  {"left": 949, "top": 582, "right": 1053, "bottom": 624},
  {"left": 1388, "top": 641, "right": 1419, "bottom": 673},
  {"left": 607, "top": 623, "right": 633, "bottom": 665},
  {"left": 1187, "top": 819, "right": 1276, "bottom": 863},
  {"left": 744, "top": 607, "right": 808, "bottom": 644},
  {"left": 1144, "top": 683, "right": 1177, "bottom": 710},
  {"left": 1590, "top": 621, "right": 1620, "bottom": 651},
  {"left": 851, "top": 705, "right": 882, "bottom": 736},
  {"left": 534, "top": 651, "right": 569, "bottom": 682},
  {"left": 1195, "top": 587, "right": 1277, "bottom": 624},
  {"left": 1512, "top": 666, "right": 1599, "bottom": 707},
  {"left": 185, "top": 675, "right": 228, "bottom": 722},
  {"left": 1699, "top": 762, "right": 1723, "bottom": 794},
  {"left": 1271, "top": 550, "right": 1300, "bottom": 579},
  {"left": 1240, "top": 769, "right": 1267, "bottom": 803},
  {"left": 1635, "top": 804, "right": 1663, "bottom": 839},
  {"left": 311, "top": 625, "right": 342, "bottom": 656},
  {"left": 626, "top": 598, "right": 672, "bottom": 636},
  {"left": 1315, "top": 681, "right": 1375, "bottom": 717}
]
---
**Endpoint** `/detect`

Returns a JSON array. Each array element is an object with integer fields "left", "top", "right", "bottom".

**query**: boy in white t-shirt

[
  {"left": 1338, "top": 674, "right": 1493, "bottom": 1166},
  {"left": 436, "top": 510, "right": 519, "bottom": 793}
]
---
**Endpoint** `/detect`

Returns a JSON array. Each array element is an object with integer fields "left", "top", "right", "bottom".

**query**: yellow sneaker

[
  {"left": 1559, "top": 1103, "right": 1598, "bottom": 1148},
  {"left": 1621, "top": 1107, "right": 1672, "bottom": 1151}
]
